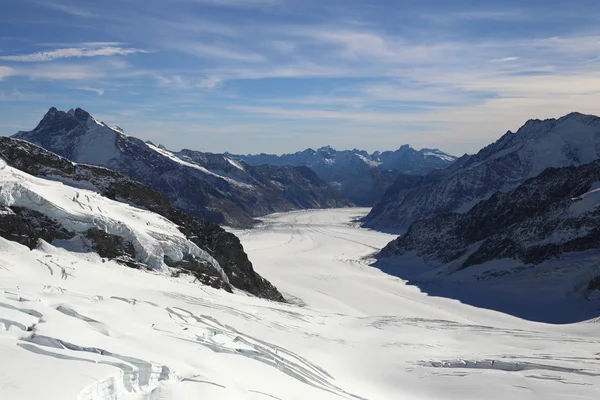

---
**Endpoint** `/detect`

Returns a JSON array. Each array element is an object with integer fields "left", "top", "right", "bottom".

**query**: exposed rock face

[
  {"left": 365, "top": 112, "right": 600, "bottom": 229},
  {"left": 0, "top": 206, "right": 73, "bottom": 249},
  {"left": 377, "top": 159, "right": 600, "bottom": 296},
  {"left": 0, "top": 137, "right": 285, "bottom": 302},
  {"left": 227, "top": 145, "right": 456, "bottom": 206},
  {"left": 13, "top": 108, "right": 352, "bottom": 228},
  {"left": 84, "top": 228, "right": 142, "bottom": 269}
]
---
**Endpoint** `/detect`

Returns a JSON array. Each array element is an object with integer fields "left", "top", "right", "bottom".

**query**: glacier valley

[{"left": 1, "top": 208, "right": 598, "bottom": 399}]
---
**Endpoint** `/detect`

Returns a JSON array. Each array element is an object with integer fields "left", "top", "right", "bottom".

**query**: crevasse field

[{"left": 1, "top": 208, "right": 599, "bottom": 400}]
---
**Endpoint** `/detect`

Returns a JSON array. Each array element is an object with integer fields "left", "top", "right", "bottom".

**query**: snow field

[{"left": 0, "top": 209, "right": 598, "bottom": 399}]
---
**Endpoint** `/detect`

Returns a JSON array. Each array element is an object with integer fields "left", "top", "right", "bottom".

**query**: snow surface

[
  {"left": 569, "top": 181, "right": 600, "bottom": 216},
  {"left": 225, "top": 157, "right": 245, "bottom": 171},
  {"left": 71, "top": 117, "right": 122, "bottom": 166},
  {"left": 146, "top": 143, "right": 253, "bottom": 189},
  {"left": 423, "top": 151, "right": 456, "bottom": 162},
  {"left": 1, "top": 208, "right": 599, "bottom": 399},
  {"left": 0, "top": 158, "right": 225, "bottom": 277},
  {"left": 354, "top": 154, "right": 381, "bottom": 168}
]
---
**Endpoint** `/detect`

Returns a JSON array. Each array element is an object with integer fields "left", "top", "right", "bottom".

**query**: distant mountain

[
  {"left": 227, "top": 145, "right": 457, "bottom": 205},
  {"left": 364, "top": 112, "right": 600, "bottom": 229},
  {"left": 13, "top": 108, "right": 352, "bottom": 228},
  {"left": 0, "top": 136, "right": 284, "bottom": 301},
  {"left": 376, "top": 158, "right": 600, "bottom": 310}
]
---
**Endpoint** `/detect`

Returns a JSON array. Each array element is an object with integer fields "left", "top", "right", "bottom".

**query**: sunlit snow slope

[{"left": 1, "top": 209, "right": 599, "bottom": 399}]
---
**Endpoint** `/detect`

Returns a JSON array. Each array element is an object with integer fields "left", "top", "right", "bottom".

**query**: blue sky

[{"left": 1, "top": 0, "right": 600, "bottom": 155}]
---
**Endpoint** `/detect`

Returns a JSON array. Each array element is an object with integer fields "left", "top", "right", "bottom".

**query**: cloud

[
  {"left": 76, "top": 87, "right": 105, "bottom": 95},
  {"left": 0, "top": 89, "right": 38, "bottom": 101},
  {"left": 490, "top": 57, "right": 519, "bottom": 62},
  {"left": 36, "top": 1, "right": 97, "bottom": 18},
  {"left": 445, "top": 10, "right": 525, "bottom": 21},
  {"left": 156, "top": 74, "right": 221, "bottom": 90},
  {"left": 229, "top": 105, "right": 421, "bottom": 123},
  {"left": 185, "top": 0, "right": 281, "bottom": 6},
  {"left": 0, "top": 66, "right": 14, "bottom": 79},
  {"left": 25, "top": 64, "right": 106, "bottom": 80},
  {"left": 175, "top": 42, "right": 265, "bottom": 62},
  {"left": 0, "top": 46, "right": 148, "bottom": 62},
  {"left": 197, "top": 76, "right": 221, "bottom": 89}
]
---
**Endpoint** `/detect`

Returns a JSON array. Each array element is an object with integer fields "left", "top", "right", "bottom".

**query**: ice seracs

[{"left": 0, "top": 156, "right": 226, "bottom": 280}]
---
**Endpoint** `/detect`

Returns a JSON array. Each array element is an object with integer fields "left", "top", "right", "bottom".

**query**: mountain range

[
  {"left": 364, "top": 112, "right": 600, "bottom": 230},
  {"left": 227, "top": 145, "right": 456, "bottom": 205},
  {"left": 13, "top": 108, "right": 351, "bottom": 228}
]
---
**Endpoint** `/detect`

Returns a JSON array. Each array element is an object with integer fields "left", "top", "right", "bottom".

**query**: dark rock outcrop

[{"left": 0, "top": 206, "right": 73, "bottom": 249}]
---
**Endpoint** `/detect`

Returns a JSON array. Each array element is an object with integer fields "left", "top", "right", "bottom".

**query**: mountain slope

[
  {"left": 228, "top": 145, "right": 456, "bottom": 205},
  {"left": 376, "top": 159, "right": 600, "bottom": 308},
  {"left": 364, "top": 112, "right": 600, "bottom": 229},
  {"left": 13, "top": 108, "right": 351, "bottom": 228},
  {"left": 0, "top": 137, "right": 284, "bottom": 301}
]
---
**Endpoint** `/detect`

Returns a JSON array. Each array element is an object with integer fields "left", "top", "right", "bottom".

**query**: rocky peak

[
  {"left": 67, "top": 107, "right": 92, "bottom": 123},
  {"left": 317, "top": 145, "right": 336, "bottom": 157}
]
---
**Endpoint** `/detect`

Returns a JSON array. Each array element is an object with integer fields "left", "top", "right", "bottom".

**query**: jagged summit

[{"left": 66, "top": 107, "right": 92, "bottom": 122}]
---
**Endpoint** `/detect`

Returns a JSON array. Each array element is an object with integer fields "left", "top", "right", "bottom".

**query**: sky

[{"left": 1, "top": 0, "right": 600, "bottom": 155}]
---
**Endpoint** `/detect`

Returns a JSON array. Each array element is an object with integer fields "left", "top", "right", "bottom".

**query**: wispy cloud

[
  {"left": 0, "top": 89, "right": 41, "bottom": 101},
  {"left": 36, "top": 1, "right": 97, "bottom": 18},
  {"left": 76, "top": 86, "right": 105, "bottom": 95},
  {"left": 185, "top": 0, "right": 281, "bottom": 6},
  {"left": 490, "top": 57, "right": 519, "bottom": 62},
  {"left": 0, "top": 45, "right": 148, "bottom": 62},
  {"left": 174, "top": 42, "right": 265, "bottom": 62},
  {"left": 0, "top": 66, "right": 14, "bottom": 79},
  {"left": 24, "top": 64, "right": 106, "bottom": 80},
  {"left": 156, "top": 74, "right": 222, "bottom": 89}
]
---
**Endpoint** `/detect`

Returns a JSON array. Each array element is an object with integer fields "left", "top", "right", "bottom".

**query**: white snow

[
  {"left": 1, "top": 208, "right": 599, "bottom": 399},
  {"left": 146, "top": 143, "right": 253, "bottom": 189},
  {"left": 354, "top": 154, "right": 381, "bottom": 167},
  {"left": 0, "top": 158, "right": 225, "bottom": 277},
  {"left": 569, "top": 181, "right": 600, "bottom": 216},
  {"left": 71, "top": 117, "right": 122, "bottom": 166},
  {"left": 423, "top": 151, "right": 456, "bottom": 162},
  {"left": 225, "top": 157, "right": 245, "bottom": 171}
]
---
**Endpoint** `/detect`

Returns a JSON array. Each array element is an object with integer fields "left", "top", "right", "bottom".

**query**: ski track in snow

[{"left": 0, "top": 208, "right": 599, "bottom": 399}]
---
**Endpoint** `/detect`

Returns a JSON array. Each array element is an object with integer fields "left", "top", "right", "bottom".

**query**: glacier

[{"left": 1, "top": 208, "right": 599, "bottom": 399}]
